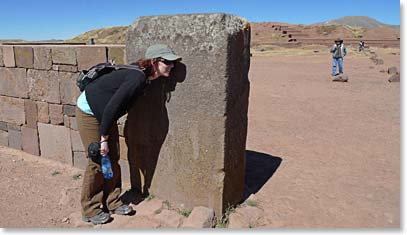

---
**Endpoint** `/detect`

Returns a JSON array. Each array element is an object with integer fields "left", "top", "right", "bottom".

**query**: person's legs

[
  {"left": 332, "top": 58, "right": 338, "bottom": 76},
  {"left": 75, "top": 107, "right": 105, "bottom": 218},
  {"left": 103, "top": 124, "right": 125, "bottom": 211},
  {"left": 338, "top": 57, "right": 344, "bottom": 74}
]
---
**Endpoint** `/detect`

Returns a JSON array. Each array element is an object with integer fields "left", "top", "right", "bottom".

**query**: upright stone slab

[
  {"left": 0, "top": 96, "right": 25, "bottom": 125},
  {"left": 0, "top": 47, "right": 4, "bottom": 67},
  {"left": 126, "top": 13, "right": 250, "bottom": 216},
  {"left": 0, "top": 67, "right": 29, "bottom": 98},
  {"left": 14, "top": 46, "right": 34, "bottom": 68},
  {"left": 76, "top": 46, "right": 107, "bottom": 71},
  {"left": 38, "top": 123, "right": 72, "bottom": 164},
  {"left": 33, "top": 47, "right": 52, "bottom": 70},
  {"left": 27, "top": 69, "right": 60, "bottom": 104},
  {"left": 3, "top": 46, "right": 15, "bottom": 67}
]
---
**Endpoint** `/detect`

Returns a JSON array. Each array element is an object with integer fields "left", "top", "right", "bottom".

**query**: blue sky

[{"left": 0, "top": 0, "right": 401, "bottom": 41}]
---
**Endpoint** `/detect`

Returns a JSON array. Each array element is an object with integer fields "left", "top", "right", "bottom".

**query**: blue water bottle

[{"left": 101, "top": 155, "right": 113, "bottom": 179}]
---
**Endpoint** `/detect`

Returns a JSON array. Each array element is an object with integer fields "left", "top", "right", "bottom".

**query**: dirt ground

[{"left": 0, "top": 46, "right": 400, "bottom": 228}]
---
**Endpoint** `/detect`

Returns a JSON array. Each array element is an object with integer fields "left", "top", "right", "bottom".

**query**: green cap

[{"left": 145, "top": 44, "right": 182, "bottom": 61}]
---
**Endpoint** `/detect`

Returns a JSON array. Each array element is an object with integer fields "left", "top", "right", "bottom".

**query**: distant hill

[
  {"left": 313, "top": 16, "right": 399, "bottom": 29},
  {"left": 64, "top": 16, "right": 399, "bottom": 47},
  {"left": 0, "top": 39, "right": 27, "bottom": 44},
  {"left": 65, "top": 26, "right": 128, "bottom": 44}
]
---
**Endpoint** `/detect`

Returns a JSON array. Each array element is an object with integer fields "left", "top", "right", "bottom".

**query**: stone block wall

[{"left": 0, "top": 44, "right": 127, "bottom": 169}]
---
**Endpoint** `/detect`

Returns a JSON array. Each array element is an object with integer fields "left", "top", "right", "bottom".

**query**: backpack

[{"left": 76, "top": 62, "right": 142, "bottom": 91}]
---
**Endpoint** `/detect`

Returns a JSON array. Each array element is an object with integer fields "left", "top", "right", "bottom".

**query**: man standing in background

[{"left": 330, "top": 38, "right": 347, "bottom": 76}]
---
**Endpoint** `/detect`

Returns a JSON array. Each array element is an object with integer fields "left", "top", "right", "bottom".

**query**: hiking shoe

[
  {"left": 110, "top": 204, "right": 134, "bottom": 215},
  {"left": 82, "top": 211, "right": 111, "bottom": 225}
]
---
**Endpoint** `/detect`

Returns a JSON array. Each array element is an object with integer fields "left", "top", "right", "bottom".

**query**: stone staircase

[
  {"left": 272, "top": 24, "right": 309, "bottom": 43},
  {"left": 271, "top": 24, "right": 400, "bottom": 47}
]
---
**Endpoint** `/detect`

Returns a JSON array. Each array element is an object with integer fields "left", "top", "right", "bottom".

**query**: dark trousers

[{"left": 75, "top": 107, "right": 123, "bottom": 217}]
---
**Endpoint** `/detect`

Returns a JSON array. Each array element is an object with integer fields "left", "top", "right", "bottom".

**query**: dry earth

[{"left": 0, "top": 46, "right": 400, "bottom": 229}]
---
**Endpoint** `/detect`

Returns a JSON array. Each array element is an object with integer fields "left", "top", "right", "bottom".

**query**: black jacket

[{"left": 85, "top": 68, "right": 148, "bottom": 136}]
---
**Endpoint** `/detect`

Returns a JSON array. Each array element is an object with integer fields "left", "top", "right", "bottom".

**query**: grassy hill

[
  {"left": 65, "top": 26, "right": 128, "bottom": 44},
  {"left": 314, "top": 16, "right": 399, "bottom": 29}
]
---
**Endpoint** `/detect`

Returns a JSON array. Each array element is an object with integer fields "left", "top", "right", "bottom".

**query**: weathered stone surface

[
  {"left": 24, "top": 99, "right": 38, "bottom": 128},
  {"left": 36, "top": 101, "right": 49, "bottom": 123},
  {"left": 63, "top": 115, "right": 70, "bottom": 128},
  {"left": 0, "top": 121, "right": 7, "bottom": 131},
  {"left": 117, "top": 115, "right": 127, "bottom": 137},
  {"left": 388, "top": 66, "right": 398, "bottom": 74},
  {"left": 38, "top": 123, "right": 72, "bottom": 164},
  {"left": 332, "top": 74, "right": 349, "bottom": 82},
  {"left": 0, "top": 96, "right": 25, "bottom": 125},
  {"left": 376, "top": 58, "right": 384, "bottom": 65},
  {"left": 388, "top": 73, "right": 400, "bottom": 83},
  {"left": 154, "top": 209, "right": 184, "bottom": 228},
  {"left": 49, "top": 103, "right": 64, "bottom": 125},
  {"left": 134, "top": 198, "right": 164, "bottom": 217},
  {"left": 7, "top": 123, "right": 21, "bottom": 131},
  {"left": 119, "top": 159, "right": 130, "bottom": 183},
  {"left": 119, "top": 136, "right": 128, "bottom": 160},
  {"left": 14, "top": 46, "right": 34, "bottom": 68},
  {"left": 108, "top": 46, "right": 126, "bottom": 64},
  {"left": 3, "top": 46, "right": 15, "bottom": 67},
  {"left": 103, "top": 215, "right": 161, "bottom": 228},
  {"left": 21, "top": 126, "right": 40, "bottom": 156},
  {"left": 8, "top": 129, "right": 22, "bottom": 150},
  {"left": 0, "top": 47, "right": 4, "bottom": 66},
  {"left": 63, "top": 105, "right": 76, "bottom": 117},
  {"left": 52, "top": 47, "right": 77, "bottom": 65},
  {"left": 118, "top": 124, "right": 125, "bottom": 137},
  {"left": 70, "top": 129, "right": 84, "bottom": 152},
  {"left": 76, "top": 46, "right": 107, "bottom": 71},
  {"left": 0, "top": 130, "right": 8, "bottom": 146},
  {"left": 27, "top": 69, "right": 60, "bottom": 103},
  {"left": 181, "top": 206, "right": 215, "bottom": 228},
  {"left": 126, "top": 13, "right": 250, "bottom": 216},
  {"left": 33, "top": 47, "right": 52, "bottom": 70},
  {"left": 69, "top": 116, "right": 78, "bottom": 130},
  {"left": 0, "top": 67, "right": 29, "bottom": 98},
  {"left": 59, "top": 71, "right": 80, "bottom": 105},
  {"left": 73, "top": 151, "right": 88, "bottom": 170},
  {"left": 228, "top": 205, "right": 266, "bottom": 228},
  {"left": 52, "top": 64, "right": 78, "bottom": 72},
  {"left": 228, "top": 211, "right": 249, "bottom": 228}
]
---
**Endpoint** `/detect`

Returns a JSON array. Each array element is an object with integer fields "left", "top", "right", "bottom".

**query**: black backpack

[{"left": 76, "top": 62, "right": 141, "bottom": 91}]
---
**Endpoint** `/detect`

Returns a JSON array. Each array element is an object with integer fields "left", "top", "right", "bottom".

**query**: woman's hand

[
  {"left": 100, "top": 135, "right": 109, "bottom": 156},
  {"left": 100, "top": 141, "right": 109, "bottom": 156}
]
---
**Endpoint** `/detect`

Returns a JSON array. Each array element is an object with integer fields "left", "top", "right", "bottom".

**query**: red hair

[{"left": 131, "top": 58, "right": 158, "bottom": 77}]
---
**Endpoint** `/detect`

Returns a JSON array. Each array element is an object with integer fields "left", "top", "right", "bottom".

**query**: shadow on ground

[
  {"left": 242, "top": 150, "right": 282, "bottom": 202},
  {"left": 120, "top": 149, "right": 282, "bottom": 206}
]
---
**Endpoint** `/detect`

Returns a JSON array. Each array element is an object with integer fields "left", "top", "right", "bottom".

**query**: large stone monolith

[{"left": 125, "top": 13, "right": 250, "bottom": 216}]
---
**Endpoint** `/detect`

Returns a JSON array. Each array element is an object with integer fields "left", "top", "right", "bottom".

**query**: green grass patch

[
  {"left": 246, "top": 199, "right": 258, "bottom": 207},
  {"left": 215, "top": 205, "right": 236, "bottom": 228},
  {"left": 179, "top": 208, "right": 192, "bottom": 217},
  {"left": 163, "top": 200, "right": 171, "bottom": 209},
  {"left": 72, "top": 174, "right": 82, "bottom": 180},
  {"left": 154, "top": 208, "right": 162, "bottom": 214},
  {"left": 146, "top": 194, "right": 155, "bottom": 201}
]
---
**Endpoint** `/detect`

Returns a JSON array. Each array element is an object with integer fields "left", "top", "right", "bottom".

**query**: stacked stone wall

[{"left": 0, "top": 44, "right": 128, "bottom": 172}]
